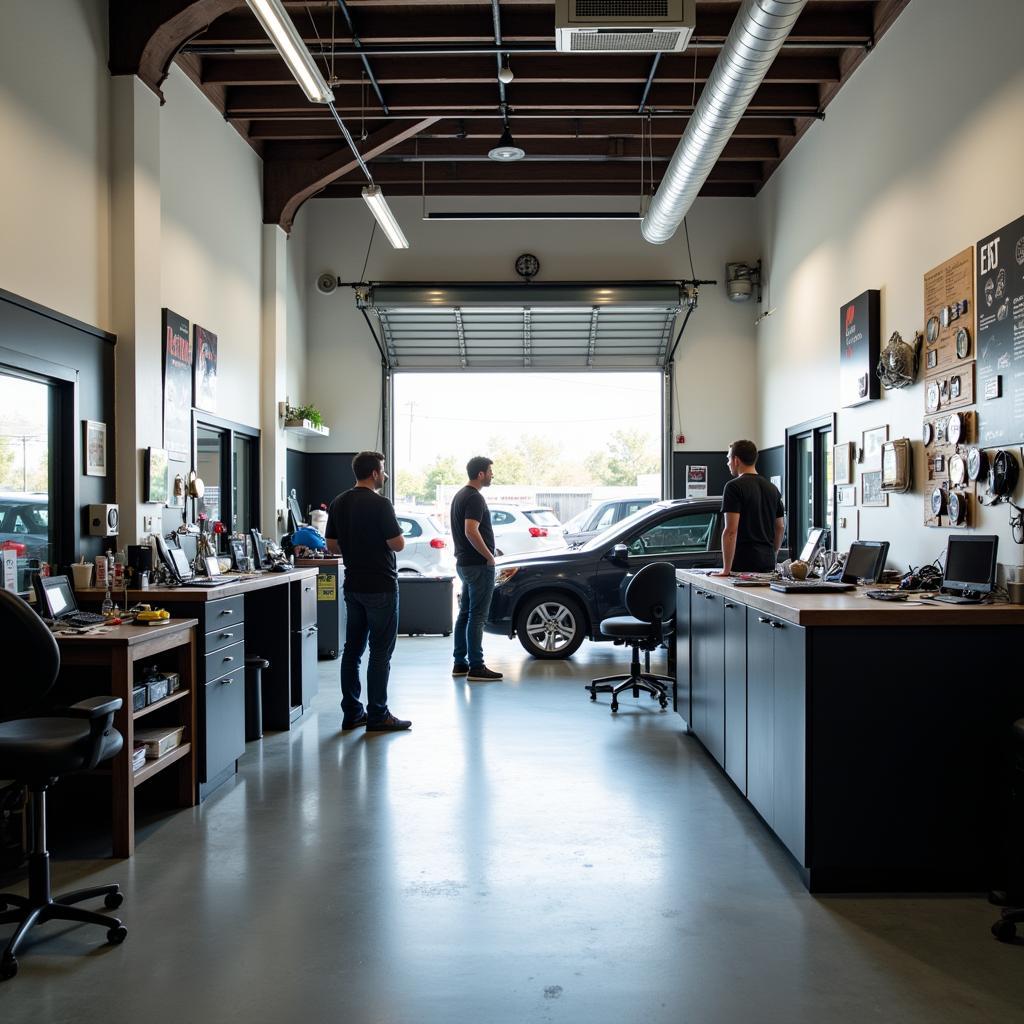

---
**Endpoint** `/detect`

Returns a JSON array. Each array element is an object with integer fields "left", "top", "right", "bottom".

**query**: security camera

[{"left": 316, "top": 272, "right": 338, "bottom": 295}]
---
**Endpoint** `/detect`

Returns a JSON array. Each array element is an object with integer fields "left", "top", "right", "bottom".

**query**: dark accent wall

[
  {"left": 287, "top": 451, "right": 356, "bottom": 517},
  {"left": 758, "top": 444, "right": 785, "bottom": 494},
  {"left": 671, "top": 450, "right": 729, "bottom": 499}
]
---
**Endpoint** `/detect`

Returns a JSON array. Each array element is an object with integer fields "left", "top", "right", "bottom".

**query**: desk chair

[
  {"left": 0, "top": 589, "right": 126, "bottom": 981},
  {"left": 586, "top": 561, "right": 675, "bottom": 713}
]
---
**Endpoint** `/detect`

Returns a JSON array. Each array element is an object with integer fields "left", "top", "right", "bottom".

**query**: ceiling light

[
  {"left": 498, "top": 60, "right": 514, "bottom": 85},
  {"left": 245, "top": 0, "right": 334, "bottom": 103},
  {"left": 488, "top": 126, "right": 525, "bottom": 162},
  {"left": 362, "top": 185, "right": 409, "bottom": 249}
]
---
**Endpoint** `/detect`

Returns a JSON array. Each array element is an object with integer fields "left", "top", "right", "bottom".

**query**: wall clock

[{"left": 515, "top": 253, "right": 540, "bottom": 281}]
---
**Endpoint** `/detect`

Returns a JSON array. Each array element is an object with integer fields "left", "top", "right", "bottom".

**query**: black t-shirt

[
  {"left": 450, "top": 485, "right": 495, "bottom": 566},
  {"left": 324, "top": 487, "right": 402, "bottom": 593},
  {"left": 721, "top": 472, "right": 785, "bottom": 572}
]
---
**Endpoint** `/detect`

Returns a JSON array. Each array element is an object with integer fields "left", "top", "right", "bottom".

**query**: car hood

[{"left": 496, "top": 547, "right": 597, "bottom": 571}]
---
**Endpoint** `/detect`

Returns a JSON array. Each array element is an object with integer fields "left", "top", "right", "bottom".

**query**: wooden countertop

[
  {"left": 54, "top": 618, "right": 199, "bottom": 645},
  {"left": 677, "top": 569, "right": 1024, "bottom": 626},
  {"left": 80, "top": 567, "right": 318, "bottom": 604}
]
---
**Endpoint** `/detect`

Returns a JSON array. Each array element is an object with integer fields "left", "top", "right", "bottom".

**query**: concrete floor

[{"left": 2, "top": 633, "right": 1024, "bottom": 1021}]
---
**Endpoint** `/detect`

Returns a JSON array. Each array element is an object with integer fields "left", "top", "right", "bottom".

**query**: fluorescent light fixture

[
  {"left": 245, "top": 0, "right": 334, "bottom": 103},
  {"left": 424, "top": 212, "right": 642, "bottom": 221},
  {"left": 362, "top": 186, "right": 409, "bottom": 249}
]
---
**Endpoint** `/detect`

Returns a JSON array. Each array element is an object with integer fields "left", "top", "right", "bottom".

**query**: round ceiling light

[{"left": 488, "top": 126, "right": 525, "bottom": 161}]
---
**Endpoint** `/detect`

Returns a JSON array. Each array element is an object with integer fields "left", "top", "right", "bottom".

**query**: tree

[
  {"left": 486, "top": 434, "right": 564, "bottom": 486},
  {"left": 421, "top": 455, "right": 461, "bottom": 501},
  {"left": 395, "top": 468, "right": 426, "bottom": 504},
  {"left": 0, "top": 437, "right": 16, "bottom": 490},
  {"left": 585, "top": 429, "right": 659, "bottom": 486}
]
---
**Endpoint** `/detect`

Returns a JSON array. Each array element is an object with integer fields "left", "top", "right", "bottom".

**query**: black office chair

[
  {"left": 0, "top": 588, "right": 126, "bottom": 981},
  {"left": 586, "top": 561, "right": 675, "bottom": 713}
]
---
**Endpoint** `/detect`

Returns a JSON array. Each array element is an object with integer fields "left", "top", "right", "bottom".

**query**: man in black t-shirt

[
  {"left": 325, "top": 451, "right": 411, "bottom": 731},
  {"left": 714, "top": 439, "right": 785, "bottom": 575},
  {"left": 450, "top": 455, "right": 502, "bottom": 681}
]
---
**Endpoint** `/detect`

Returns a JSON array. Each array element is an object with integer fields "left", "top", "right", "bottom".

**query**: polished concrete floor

[{"left": 2, "top": 633, "right": 1024, "bottom": 1021}]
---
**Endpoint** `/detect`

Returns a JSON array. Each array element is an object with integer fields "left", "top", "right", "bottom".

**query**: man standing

[
  {"left": 714, "top": 439, "right": 785, "bottom": 576},
  {"left": 325, "top": 451, "right": 411, "bottom": 731},
  {"left": 450, "top": 456, "right": 502, "bottom": 681}
]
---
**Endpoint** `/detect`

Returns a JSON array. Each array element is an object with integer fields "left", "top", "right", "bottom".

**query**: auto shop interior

[{"left": 1, "top": 0, "right": 1024, "bottom": 1019}]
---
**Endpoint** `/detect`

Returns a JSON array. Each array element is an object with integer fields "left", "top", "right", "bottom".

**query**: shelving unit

[{"left": 283, "top": 418, "right": 330, "bottom": 438}]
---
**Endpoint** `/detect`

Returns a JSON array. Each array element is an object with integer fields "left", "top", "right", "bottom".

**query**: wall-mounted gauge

[
  {"left": 923, "top": 420, "right": 933, "bottom": 446},
  {"left": 949, "top": 452, "right": 967, "bottom": 486},
  {"left": 926, "top": 381, "right": 940, "bottom": 413},
  {"left": 930, "top": 486, "right": 947, "bottom": 517},
  {"left": 966, "top": 446, "right": 988, "bottom": 481},
  {"left": 947, "top": 412, "right": 963, "bottom": 446},
  {"left": 947, "top": 491, "right": 967, "bottom": 525},
  {"left": 955, "top": 327, "right": 971, "bottom": 359}
]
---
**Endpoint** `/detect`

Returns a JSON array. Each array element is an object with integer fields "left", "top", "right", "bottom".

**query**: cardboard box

[{"left": 133, "top": 726, "right": 184, "bottom": 760}]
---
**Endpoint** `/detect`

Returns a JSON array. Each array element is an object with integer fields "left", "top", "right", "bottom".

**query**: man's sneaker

[
  {"left": 452, "top": 662, "right": 470, "bottom": 676},
  {"left": 341, "top": 712, "right": 368, "bottom": 730},
  {"left": 366, "top": 712, "right": 412, "bottom": 732},
  {"left": 467, "top": 666, "right": 503, "bottom": 681}
]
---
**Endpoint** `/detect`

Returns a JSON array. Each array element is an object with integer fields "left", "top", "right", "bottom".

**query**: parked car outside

[
  {"left": 0, "top": 492, "right": 49, "bottom": 560},
  {"left": 486, "top": 497, "right": 722, "bottom": 659},
  {"left": 393, "top": 509, "right": 456, "bottom": 576},
  {"left": 562, "top": 496, "right": 658, "bottom": 547},
  {"left": 488, "top": 504, "right": 566, "bottom": 557}
]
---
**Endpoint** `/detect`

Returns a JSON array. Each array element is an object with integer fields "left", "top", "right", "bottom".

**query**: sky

[{"left": 392, "top": 371, "right": 662, "bottom": 470}]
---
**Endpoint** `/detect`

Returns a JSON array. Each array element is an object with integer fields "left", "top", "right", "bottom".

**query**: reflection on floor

[{"left": 3, "top": 634, "right": 1024, "bottom": 1022}]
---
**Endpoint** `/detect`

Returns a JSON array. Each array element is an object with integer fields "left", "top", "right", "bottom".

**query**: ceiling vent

[{"left": 555, "top": 0, "right": 695, "bottom": 53}]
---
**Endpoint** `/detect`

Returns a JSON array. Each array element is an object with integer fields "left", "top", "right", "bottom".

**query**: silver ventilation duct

[{"left": 641, "top": 0, "right": 810, "bottom": 244}]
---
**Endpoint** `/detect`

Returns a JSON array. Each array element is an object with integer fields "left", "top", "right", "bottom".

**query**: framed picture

[
  {"left": 861, "top": 469, "right": 888, "bottom": 507},
  {"left": 193, "top": 324, "right": 218, "bottom": 412},
  {"left": 83, "top": 420, "right": 107, "bottom": 477},
  {"left": 839, "top": 289, "right": 881, "bottom": 408},
  {"left": 144, "top": 447, "right": 169, "bottom": 504},
  {"left": 837, "top": 484, "right": 857, "bottom": 507},
  {"left": 862, "top": 425, "right": 889, "bottom": 470},
  {"left": 833, "top": 442, "right": 855, "bottom": 486},
  {"left": 162, "top": 308, "right": 192, "bottom": 460}
]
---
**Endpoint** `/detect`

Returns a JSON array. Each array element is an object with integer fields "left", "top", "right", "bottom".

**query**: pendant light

[{"left": 488, "top": 105, "right": 525, "bottom": 162}]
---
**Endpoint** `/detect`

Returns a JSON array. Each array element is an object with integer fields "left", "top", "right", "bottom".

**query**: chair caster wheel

[
  {"left": 0, "top": 957, "right": 16, "bottom": 981},
  {"left": 992, "top": 919, "right": 1017, "bottom": 942},
  {"left": 105, "top": 891, "right": 124, "bottom": 910},
  {"left": 610, "top": 703, "right": 619, "bottom": 713},
  {"left": 107, "top": 925, "right": 128, "bottom": 944}
]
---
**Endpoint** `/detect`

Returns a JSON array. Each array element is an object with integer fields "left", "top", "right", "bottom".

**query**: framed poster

[
  {"left": 83, "top": 420, "right": 106, "bottom": 477},
  {"left": 144, "top": 447, "right": 169, "bottom": 504},
  {"left": 862, "top": 425, "right": 888, "bottom": 470},
  {"left": 193, "top": 324, "right": 218, "bottom": 413},
  {"left": 837, "top": 484, "right": 857, "bottom": 507},
  {"left": 685, "top": 465, "right": 708, "bottom": 498},
  {"left": 861, "top": 470, "right": 888, "bottom": 507},
  {"left": 162, "top": 308, "right": 192, "bottom": 460},
  {"left": 833, "top": 442, "right": 855, "bottom": 486},
  {"left": 839, "top": 289, "right": 881, "bottom": 408}
]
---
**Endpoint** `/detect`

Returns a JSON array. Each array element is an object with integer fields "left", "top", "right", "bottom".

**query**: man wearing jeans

[
  {"left": 450, "top": 456, "right": 502, "bottom": 681},
  {"left": 325, "top": 451, "right": 411, "bottom": 731}
]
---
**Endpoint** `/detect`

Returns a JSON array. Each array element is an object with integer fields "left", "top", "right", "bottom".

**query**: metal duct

[{"left": 641, "top": 0, "right": 809, "bottom": 244}]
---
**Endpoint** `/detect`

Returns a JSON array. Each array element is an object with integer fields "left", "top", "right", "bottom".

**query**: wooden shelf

[
  {"left": 133, "top": 688, "right": 190, "bottom": 720},
  {"left": 133, "top": 742, "right": 191, "bottom": 787}
]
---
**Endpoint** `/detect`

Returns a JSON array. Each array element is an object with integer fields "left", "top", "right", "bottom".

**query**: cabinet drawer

[
  {"left": 205, "top": 594, "right": 244, "bottom": 629},
  {"left": 205, "top": 639, "right": 245, "bottom": 683},
  {"left": 204, "top": 620, "right": 245, "bottom": 657},
  {"left": 202, "top": 666, "right": 245, "bottom": 783},
  {"left": 296, "top": 579, "right": 317, "bottom": 629}
]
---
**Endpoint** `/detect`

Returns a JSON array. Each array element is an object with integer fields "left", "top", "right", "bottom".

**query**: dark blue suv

[{"left": 485, "top": 497, "right": 722, "bottom": 659}]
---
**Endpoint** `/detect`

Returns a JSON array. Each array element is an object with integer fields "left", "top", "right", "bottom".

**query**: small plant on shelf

[{"left": 284, "top": 403, "right": 324, "bottom": 429}]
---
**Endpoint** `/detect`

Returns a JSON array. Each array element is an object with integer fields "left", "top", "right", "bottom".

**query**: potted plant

[{"left": 283, "top": 403, "right": 329, "bottom": 435}]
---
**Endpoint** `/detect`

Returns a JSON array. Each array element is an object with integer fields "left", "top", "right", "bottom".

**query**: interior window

[{"left": 628, "top": 512, "right": 716, "bottom": 556}]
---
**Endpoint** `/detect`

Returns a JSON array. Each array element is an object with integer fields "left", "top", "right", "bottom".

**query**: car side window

[
  {"left": 397, "top": 517, "right": 422, "bottom": 538},
  {"left": 594, "top": 505, "right": 617, "bottom": 531},
  {"left": 624, "top": 502, "right": 647, "bottom": 517},
  {"left": 491, "top": 510, "right": 515, "bottom": 526},
  {"left": 627, "top": 512, "right": 717, "bottom": 556}
]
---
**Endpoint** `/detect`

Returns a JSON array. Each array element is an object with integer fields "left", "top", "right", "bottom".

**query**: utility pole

[{"left": 405, "top": 400, "right": 416, "bottom": 464}]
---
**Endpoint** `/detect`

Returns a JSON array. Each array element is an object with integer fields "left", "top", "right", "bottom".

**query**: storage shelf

[
  {"left": 283, "top": 419, "right": 330, "bottom": 438},
  {"left": 133, "top": 688, "right": 190, "bottom": 720},
  {"left": 133, "top": 742, "right": 191, "bottom": 787}
]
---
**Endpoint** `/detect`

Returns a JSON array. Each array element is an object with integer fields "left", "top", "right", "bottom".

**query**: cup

[
  {"left": 1008, "top": 581, "right": 1024, "bottom": 605},
  {"left": 70, "top": 562, "right": 94, "bottom": 590},
  {"left": 1015, "top": 566, "right": 1024, "bottom": 585}
]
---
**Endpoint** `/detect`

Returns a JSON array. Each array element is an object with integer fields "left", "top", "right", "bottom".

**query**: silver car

[
  {"left": 562, "top": 497, "right": 657, "bottom": 547},
  {"left": 394, "top": 510, "right": 456, "bottom": 576}
]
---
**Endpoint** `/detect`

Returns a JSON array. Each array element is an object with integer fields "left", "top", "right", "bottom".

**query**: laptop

[
  {"left": 33, "top": 575, "right": 107, "bottom": 627},
  {"left": 770, "top": 580, "right": 855, "bottom": 594},
  {"left": 168, "top": 548, "right": 232, "bottom": 588}
]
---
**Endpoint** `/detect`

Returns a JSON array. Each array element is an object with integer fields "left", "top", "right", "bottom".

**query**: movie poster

[
  {"left": 193, "top": 324, "right": 218, "bottom": 413},
  {"left": 162, "top": 308, "right": 192, "bottom": 460},
  {"left": 839, "top": 290, "right": 880, "bottom": 408}
]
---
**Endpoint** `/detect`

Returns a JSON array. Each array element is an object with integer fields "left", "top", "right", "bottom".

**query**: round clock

[
  {"left": 955, "top": 327, "right": 970, "bottom": 359},
  {"left": 930, "top": 486, "right": 946, "bottom": 517},
  {"left": 923, "top": 421, "right": 933, "bottom": 446},
  {"left": 515, "top": 253, "right": 540, "bottom": 281},
  {"left": 947, "top": 412, "right": 963, "bottom": 446},
  {"left": 948, "top": 491, "right": 966, "bottom": 525},
  {"left": 967, "top": 446, "right": 987, "bottom": 481},
  {"left": 926, "top": 380, "right": 941, "bottom": 413},
  {"left": 926, "top": 316, "right": 940, "bottom": 343},
  {"left": 949, "top": 452, "right": 967, "bottom": 486}
]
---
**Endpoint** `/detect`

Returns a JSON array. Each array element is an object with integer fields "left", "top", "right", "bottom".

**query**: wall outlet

[{"left": 143, "top": 514, "right": 156, "bottom": 534}]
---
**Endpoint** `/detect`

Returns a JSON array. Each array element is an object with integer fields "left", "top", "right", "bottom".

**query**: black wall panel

[{"left": 288, "top": 452, "right": 357, "bottom": 517}]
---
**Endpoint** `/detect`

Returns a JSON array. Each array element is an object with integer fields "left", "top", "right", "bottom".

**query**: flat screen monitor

[
  {"left": 33, "top": 574, "right": 78, "bottom": 619},
  {"left": 798, "top": 527, "right": 828, "bottom": 566},
  {"left": 942, "top": 534, "right": 999, "bottom": 595},
  {"left": 841, "top": 540, "right": 890, "bottom": 584}
]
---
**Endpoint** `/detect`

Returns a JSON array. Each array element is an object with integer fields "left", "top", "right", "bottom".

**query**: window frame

[
  {"left": 784, "top": 412, "right": 836, "bottom": 559},
  {"left": 192, "top": 411, "right": 261, "bottom": 548}
]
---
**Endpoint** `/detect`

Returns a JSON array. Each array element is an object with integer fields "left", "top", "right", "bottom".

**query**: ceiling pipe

[{"left": 641, "top": 0, "right": 810, "bottom": 244}]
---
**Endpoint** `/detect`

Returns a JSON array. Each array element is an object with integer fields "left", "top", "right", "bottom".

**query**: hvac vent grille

[
  {"left": 570, "top": 30, "right": 683, "bottom": 51},
  {"left": 572, "top": 0, "right": 671, "bottom": 16}
]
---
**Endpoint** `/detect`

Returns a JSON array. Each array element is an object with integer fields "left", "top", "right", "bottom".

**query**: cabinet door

[
  {"left": 746, "top": 609, "right": 775, "bottom": 824},
  {"left": 723, "top": 598, "right": 747, "bottom": 792},
  {"left": 771, "top": 619, "right": 807, "bottom": 864},
  {"left": 299, "top": 625, "right": 319, "bottom": 707},
  {"left": 702, "top": 592, "right": 726, "bottom": 767},
  {"left": 674, "top": 582, "right": 691, "bottom": 725},
  {"left": 689, "top": 589, "right": 707, "bottom": 740},
  {"left": 202, "top": 666, "right": 246, "bottom": 783}
]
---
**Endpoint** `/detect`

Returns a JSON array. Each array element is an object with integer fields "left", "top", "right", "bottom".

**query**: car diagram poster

[
  {"left": 162, "top": 308, "right": 192, "bottom": 460},
  {"left": 686, "top": 465, "right": 708, "bottom": 498},
  {"left": 839, "top": 289, "right": 880, "bottom": 407},
  {"left": 976, "top": 213, "right": 1024, "bottom": 446}
]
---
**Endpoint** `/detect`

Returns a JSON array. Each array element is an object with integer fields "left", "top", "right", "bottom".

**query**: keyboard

[
  {"left": 927, "top": 593, "right": 984, "bottom": 605},
  {"left": 62, "top": 611, "right": 107, "bottom": 626},
  {"left": 770, "top": 580, "right": 855, "bottom": 594},
  {"left": 185, "top": 578, "right": 233, "bottom": 588}
]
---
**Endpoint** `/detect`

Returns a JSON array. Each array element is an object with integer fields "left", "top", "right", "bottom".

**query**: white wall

[
  {"left": 302, "top": 194, "right": 761, "bottom": 454},
  {"left": 285, "top": 205, "right": 310, "bottom": 451},
  {"left": 0, "top": 0, "right": 111, "bottom": 329},
  {"left": 160, "top": 64, "right": 264, "bottom": 429},
  {"left": 757, "top": 0, "right": 1024, "bottom": 572}
]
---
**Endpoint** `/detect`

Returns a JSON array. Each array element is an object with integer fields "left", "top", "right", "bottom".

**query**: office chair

[
  {"left": 586, "top": 561, "right": 675, "bottom": 713},
  {"left": 992, "top": 716, "right": 1024, "bottom": 942},
  {"left": 0, "top": 588, "right": 126, "bottom": 981}
]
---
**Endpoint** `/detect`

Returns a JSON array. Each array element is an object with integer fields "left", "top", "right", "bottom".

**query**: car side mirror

[{"left": 608, "top": 543, "right": 629, "bottom": 564}]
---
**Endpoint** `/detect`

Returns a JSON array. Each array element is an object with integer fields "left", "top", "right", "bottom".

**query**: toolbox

[{"left": 398, "top": 575, "right": 454, "bottom": 636}]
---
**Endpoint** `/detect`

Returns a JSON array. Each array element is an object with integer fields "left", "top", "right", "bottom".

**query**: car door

[
  {"left": 395, "top": 515, "right": 424, "bottom": 573},
  {"left": 490, "top": 508, "right": 519, "bottom": 555}
]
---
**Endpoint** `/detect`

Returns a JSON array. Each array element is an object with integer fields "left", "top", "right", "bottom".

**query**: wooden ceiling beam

[{"left": 317, "top": 181, "right": 760, "bottom": 199}]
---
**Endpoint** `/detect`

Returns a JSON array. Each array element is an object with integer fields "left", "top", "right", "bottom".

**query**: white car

[
  {"left": 488, "top": 504, "right": 566, "bottom": 557},
  {"left": 394, "top": 510, "right": 456, "bottom": 576}
]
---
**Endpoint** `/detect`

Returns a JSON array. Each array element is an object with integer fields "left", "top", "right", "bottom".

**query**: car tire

[{"left": 515, "top": 591, "right": 586, "bottom": 660}]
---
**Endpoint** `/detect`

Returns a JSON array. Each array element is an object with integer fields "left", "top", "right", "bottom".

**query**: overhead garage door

[{"left": 358, "top": 283, "right": 685, "bottom": 370}]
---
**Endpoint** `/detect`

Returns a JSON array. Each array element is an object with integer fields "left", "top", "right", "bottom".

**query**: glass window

[
  {"left": 398, "top": 517, "right": 423, "bottom": 538},
  {"left": 524, "top": 510, "right": 559, "bottom": 526},
  {"left": 624, "top": 500, "right": 651, "bottom": 517},
  {"left": 594, "top": 505, "right": 617, "bottom": 531},
  {"left": 491, "top": 510, "right": 515, "bottom": 526},
  {"left": 232, "top": 435, "right": 253, "bottom": 535},
  {"left": 794, "top": 433, "right": 814, "bottom": 554},
  {"left": 196, "top": 427, "right": 223, "bottom": 525},
  {"left": 628, "top": 511, "right": 716, "bottom": 556}
]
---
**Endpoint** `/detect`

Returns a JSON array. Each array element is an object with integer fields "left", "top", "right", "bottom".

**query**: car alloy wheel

[{"left": 516, "top": 592, "right": 585, "bottom": 659}]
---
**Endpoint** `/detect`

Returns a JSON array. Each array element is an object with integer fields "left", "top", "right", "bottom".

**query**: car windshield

[
  {"left": 524, "top": 510, "right": 560, "bottom": 527},
  {"left": 578, "top": 503, "right": 669, "bottom": 552}
]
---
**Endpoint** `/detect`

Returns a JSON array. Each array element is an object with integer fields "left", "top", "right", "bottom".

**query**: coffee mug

[
  {"left": 1008, "top": 581, "right": 1024, "bottom": 604},
  {"left": 70, "top": 562, "right": 93, "bottom": 590}
]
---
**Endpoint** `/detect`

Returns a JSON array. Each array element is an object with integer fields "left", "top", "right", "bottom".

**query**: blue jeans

[
  {"left": 453, "top": 564, "right": 495, "bottom": 668},
  {"left": 341, "top": 590, "right": 399, "bottom": 722}
]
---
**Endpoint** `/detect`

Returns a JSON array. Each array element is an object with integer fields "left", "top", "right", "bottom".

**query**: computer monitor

[
  {"left": 798, "top": 527, "right": 828, "bottom": 567},
  {"left": 841, "top": 540, "right": 890, "bottom": 584},
  {"left": 33, "top": 575, "right": 79, "bottom": 619},
  {"left": 942, "top": 534, "right": 999, "bottom": 596}
]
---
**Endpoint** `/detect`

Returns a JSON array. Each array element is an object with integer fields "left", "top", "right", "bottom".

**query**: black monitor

[
  {"left": 33, "top": 574, "right": 79, "bottom": 619},
  {"left": 841, "top": 540, "right": 890, "bottom": 584},
  {"left": 942, "top": 534, "right": 999, "bottom": 596}
]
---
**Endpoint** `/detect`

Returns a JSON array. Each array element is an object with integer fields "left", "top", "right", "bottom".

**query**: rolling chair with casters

[
  {"left": 0, "top": 588, "right": 126, "bottom": 981},
  {"left": 586, "top": 561, "right": 675, "bottom": 713}
]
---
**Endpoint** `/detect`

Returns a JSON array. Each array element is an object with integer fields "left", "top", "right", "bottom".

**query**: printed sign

[
  {"left": 162, "top": 309, "right": 192, "bottom": 460},
  {"left": 317, "top": 575, "right": 336, "bottom": 601},
  {"left": 839, "top": 290, "right": 881, "bottom": 407},
  {"left": 685, "top": 465, "right": 708, "bottom": 498}
]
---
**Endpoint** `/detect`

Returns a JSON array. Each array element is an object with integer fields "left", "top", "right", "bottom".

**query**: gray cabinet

[
  {"left": 700, "top": 590, "right": 726, "bottom": 767},
  {"left": 674, "top": 582, "right": 691, "bottom": 724},
  {"left": 746, "top": 611, "right": 774, "bottom": 822},
  {"left": 723, "top": 597, "right": 747, "bottom": 792},
  {"left": 291, "top": 577, "right": 320, "bottom": 709}
]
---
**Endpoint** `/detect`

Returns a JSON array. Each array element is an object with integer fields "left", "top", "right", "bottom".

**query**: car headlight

[{"left": 494, "top": 567, "right": 519, "bottom": 587}]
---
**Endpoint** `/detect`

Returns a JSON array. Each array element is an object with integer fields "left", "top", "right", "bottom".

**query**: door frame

[{"left": 784, "top": 412, "right": 836, "bottom": 558}]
